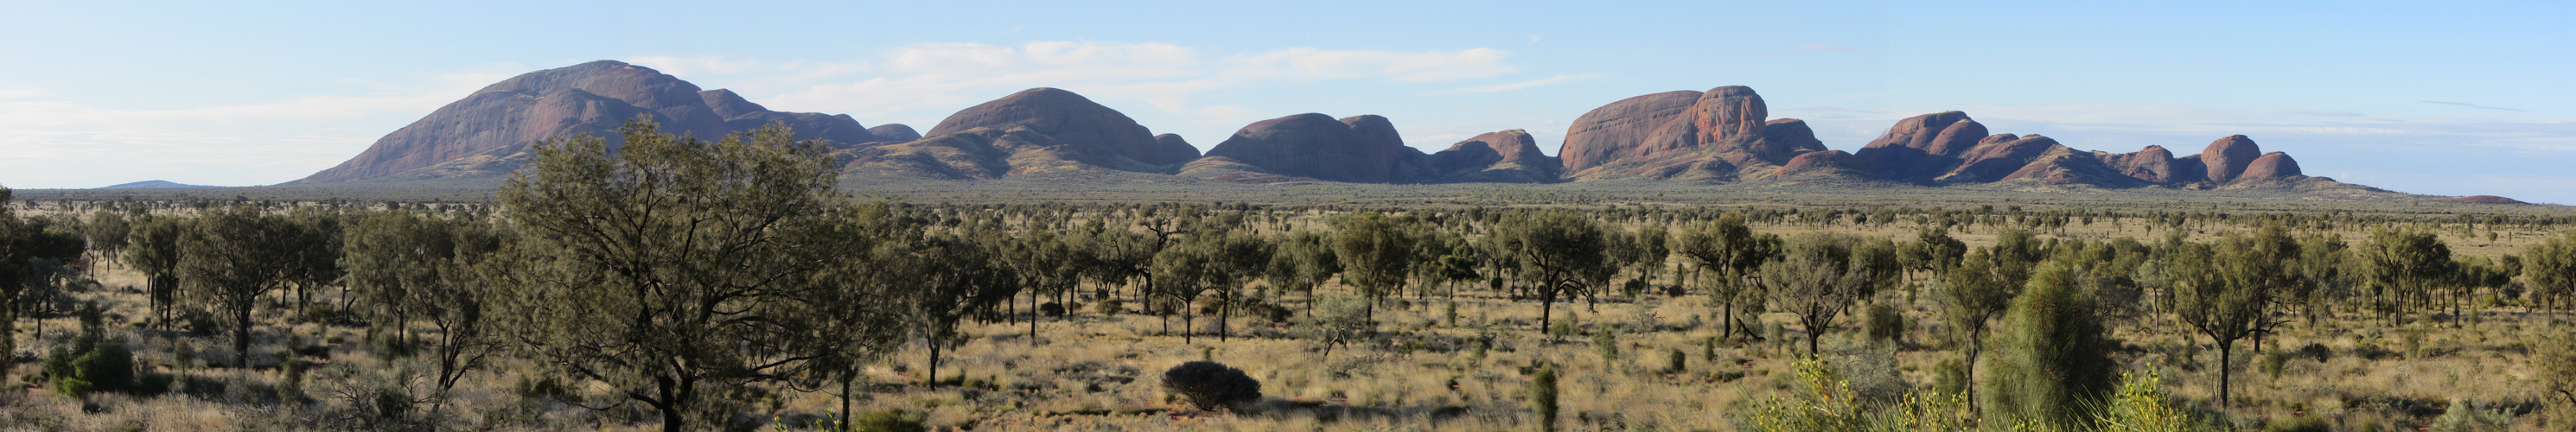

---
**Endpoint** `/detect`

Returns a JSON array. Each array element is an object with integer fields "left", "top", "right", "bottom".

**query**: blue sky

[{"left": 3, "top": 1, "right": 2571, "bottom": 203}]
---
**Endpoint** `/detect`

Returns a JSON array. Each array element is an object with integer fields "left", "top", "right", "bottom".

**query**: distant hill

[
  {"left": 284, "top": 60, "right": 2519, "bottom": 204},
  {"left": 97, "top": 180, "right": 214, "bottom": 189},
  {"left": 291, "top": 60, "right": 899, "bottom": 184}
]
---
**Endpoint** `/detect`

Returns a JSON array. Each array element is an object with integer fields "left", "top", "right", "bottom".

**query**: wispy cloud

[
  {"left": 0, "top": 87, "right": 43, "bottom": 99},
  {"left": 1791, "top": 44, "right": 1860, "bottom": 52},
  {"left": 2421, "top": 100, "right": 2526, "bottom": 112},
  {"left": 0, "top": 70, "right": 512, "bottom": 187},
  {"left": 1444, "top": 73, "right": 1603, "bottom": 93}
]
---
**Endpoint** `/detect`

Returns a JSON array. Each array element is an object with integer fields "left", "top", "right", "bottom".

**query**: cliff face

[
  {"left": 1849, "top": 111, "right": 2308, "bottom": 187},
  {"left": 296, "top": 60, "right": 877, "bottom": 183},
  {"left": 1557, "top": 86, "right": 1830, "bottom": 181}
]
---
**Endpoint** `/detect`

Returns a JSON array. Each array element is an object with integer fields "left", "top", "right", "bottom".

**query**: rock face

[
  {"left": 925, "top": 87, "right": 1200, "bottom": 167},
  {"left": 1425, "top": 130, "right": 1563, "bottom": 183},
  {"left": 1773, "top": 149, "right": 1862, "bottom": 179},
  {"left": 1201, "top": 113, "right": 1425, "bottom": 183},
  {"left": 1560, "top": 91, "right": 1700, "bottom": 172},
  {"left": 1851, "top": 111, "right": 1989, "bottom": 182},
  {"left": 2199, "top": 135, "right": 2265, "bottom": 183},
  {"left": 2241, "top": 151, "right": 2302, "bottom": 180},
  {"left": 1557, "top": 86, "right": 1827, "bottom": 181},
  {"left": 296, "top": 60, "right": 880, "bottom": 183},
  {"left": 868, "top": 124, "right": 921, "bottom": 143}
]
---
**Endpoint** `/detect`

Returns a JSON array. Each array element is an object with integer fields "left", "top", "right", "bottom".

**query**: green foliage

[
  {"left": 1529, "top": 364, "right": 1559, "bottom": 431},
  {"left": 2527, "top": 231, "right": 2576, "bottom": 309},
  {"left": 1592, "top": 327, "right": 1618, "bottom": 363},
  {"left": 1678, "top": 212, "right": 1779, "bottom": 340},
  {"left": 2536, "top": 330, "right": 2576, "bottom": 407},
  {"left": 1763, "top": 232, "right": 1899, "bottom": 356},
  {"left": 498, "top": 118, "right": 901, "bottom": 431},
  {"left": 1983, "top": 261, "right": 2118, "bottom": 425},
  {"left": 2092, "top": 368, "right": 2197, "bottom": 432},
  {"left": 43, "top": 340, "right": 134, "bottom": 398},
  {"left": 1743, "top": 359, "right": 1972, "bottom": 432},
  {"left": 1332, "top": 213, "right": 1419, "bottom": 311},
  {"left": 2428, "top": 399, "right": 2515, "bottom": 432},
  {"left": 1493, "top": 210, "right": 1611, "bottom": 333},
  {"left": 1864, "top": 302, "right": 1906, "bottom": 344},
  {"left": 1160, "top": 361, "right": 1263, "bottom": 411}
]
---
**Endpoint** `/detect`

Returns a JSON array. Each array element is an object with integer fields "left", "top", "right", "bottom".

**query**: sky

[{"left": 3, "top": 1, "right": 2572, "bottom": 204}]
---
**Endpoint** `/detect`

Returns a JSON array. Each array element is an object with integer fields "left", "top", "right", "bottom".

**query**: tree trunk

[
  {"left": 234, "top": 303, "right": 253, "bottom": 367},
  {"left": 927, "top": 340, "right": 943, "bottom": 388},
  {"left": 839, "top": 374, "right": 853, "bottom": 431},
  {"left": 2218, "top": 342, "right": 2234, "bottom": 408},
  {"left": 1539, "top": 287, "right": 1556, "bottom": 334}
]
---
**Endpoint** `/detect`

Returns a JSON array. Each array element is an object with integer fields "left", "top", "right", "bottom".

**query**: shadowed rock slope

[
  {"left": 295, "top": 60, "right": 880, "bottom": 183},
  {"left": 843, "top": 87, "right": 1202, "bottom": 179}
]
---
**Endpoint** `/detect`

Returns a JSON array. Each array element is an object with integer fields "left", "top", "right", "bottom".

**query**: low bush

[{"left": 1161, "top": 361, "right": 1262, "bottom": 411}]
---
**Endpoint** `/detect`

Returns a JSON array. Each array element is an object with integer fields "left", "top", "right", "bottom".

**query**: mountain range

[{"left": 279, "top": 60, "right": 2515, "bottom": 203}]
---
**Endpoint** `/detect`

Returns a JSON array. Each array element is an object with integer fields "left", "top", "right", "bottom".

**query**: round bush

[{"left": 1161, "top": 361, "right": 1261, "bottom": 411}]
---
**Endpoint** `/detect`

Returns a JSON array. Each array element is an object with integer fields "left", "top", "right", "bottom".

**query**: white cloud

[
  {"left": 622, "top": 55, "right": 765, "bottom": 76},
  {"left": 1444, "top": 73, "right": 1604, "bottom": 93},
  {"left": 0, "top": 87, "right": 43, "bottom": 99}
]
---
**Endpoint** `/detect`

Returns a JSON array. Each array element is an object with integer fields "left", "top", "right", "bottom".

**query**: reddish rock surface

[
  {"left": 926, "top": 87, "right": 1200, "bottom": 166},
  {"left": 2240, "top": 151, "right": 2303, "bottom": 180},
  {"left": 1852, "top": 111, "right": 1989, "bottom": 182},
  {"left": 1942, "top": 135, "right": 2063, "bottom": 183},
  {"left": 868, "top": 124, "right": 921, "bottom": 143},
  {"left": 698, "top": 88, "right": 878, "bottom": 149},
  {"left": 1559, "top": 91, "right": 1702, "bottom": 173},
  {"left": 1202, "top": 113, "right": 1427, "bottom": 183},
  {"left": 296, "top": 60, "right": 881, "bottom": 183},
  {"left": 1425, "top": 130, "right": 1561, "bottom": 182},
  {"left": 2198, "top": 135, "right": 2264, "bottom": 183},
  {"left": 2103, "top": 145, "right": 2184, "bottom": 184},
  {"left": 1773, "top": 149, "right": 1861, "bottom": 179},
  {"left": 1558, "top": 86, "right": 1821, "bottom": 180}
]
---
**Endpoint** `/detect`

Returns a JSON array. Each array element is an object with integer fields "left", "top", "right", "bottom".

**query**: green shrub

[
  {"left": 43, "top": 340, "right": 134, "bottom": 397},
  {"left": 1863, "top": 302, "right": 1906, "bottom": 344},
  {"left": 1529, "top": 364, "right": 1559, "bottom": 432},
  {"left": 1592, "top": 328, "right": 1618, "bottom": 362},
  {"left": 1665, "top": 348, "right": 1686, "bottom": 374},
  {"left": 1160, "top": 361, "right": 1262, "bottom": 411}
]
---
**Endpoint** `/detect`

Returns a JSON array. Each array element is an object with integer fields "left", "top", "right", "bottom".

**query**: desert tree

[
  {"left": 124, "top": 215, "right": 187, "bottom": 332},
  {"left": 1935, "top": 250, "right": 2015, "bottom": 408},
  {"left": 2171, "top": 225, "right": 2298, "bottom": 409},
  {"left": 898, "top": 231, "right": 1021, "bottom": 388},
  {"left": 495, "top": 118, "right": 864, "bottom": 431},
  {"left": 1980, "top": 261, "right": 2117, "bottom": 423},
  {"left": 79, "top": 209, "right": 131, "bottom": 275},
  {"left": 340, "top": 208, "right": 509, "bottom": 410},
  {"left": 1676, "top": 212, "right": 1776, "bottom": 339},
  {"left": 0, "top": 186, "right": 90, "bottom": 370},
  {"left": 1493, "top": 210, "right": 1611, "bottom": 334},
  {"left": 1331, "top": 213, "right": 1419, "bottom": 322},
  {"left": 2527, "top": 232, "right": 2576, "bottom": 310},
  {"left": 2356, "top": 226, "right": 2456, "bottom": 323},
  {"left": 1266, "top": 230, "right": 1338, "bottom": 314},
  {"left": 175, "top": 204, "right": 301, "bottom": 368},
  {"left": 1762, "top": 232, "right": 1898, "bottom": 357}
]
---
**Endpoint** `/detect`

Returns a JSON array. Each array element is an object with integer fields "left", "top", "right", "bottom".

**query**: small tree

[
  {"left": 898, "top": 232, "right": 1020, "bottom": 388},
  {"left": 1763, "top": 232, "right": 1897, "bottom": 357},
  {"left": 1530, "top": 364, "right": 1560, "bottom": 432},
  {"left": 1677, "top": 213, "right": 1776, "bottom": 340},
  {"left": 2524, "top": 232, "right": 2576, "bottom": 310},
  {"left": 177, "top": 204, "right": 302, "bottom": 368},
  {"left": 1494, "top": 211, "right": 1611, "bottom": 333},
  {"left": 1333, "top": 213, "right": 1419, "bottom": 322},
  {"left": 1980, "top": 261, "right": 2117, "bottom": 424}
]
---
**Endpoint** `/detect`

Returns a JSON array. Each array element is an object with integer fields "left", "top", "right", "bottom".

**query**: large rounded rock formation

[
  {"left": 1202, "top": 113, "right": 1425, "bottom": 183},
  {"left": 926, "top": 87, "right": 1201, "bottom": 166},
  {"left": 2198, "top": 135, "right": 2264, "bottom": 183}
]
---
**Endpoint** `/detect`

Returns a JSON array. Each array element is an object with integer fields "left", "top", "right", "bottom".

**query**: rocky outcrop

[
  {"left": 868, "top": 124, "right": 921, "bottom": 143},
  {"left": 1558, "top": 86, "right": 1828, "bottom": 181},
  {"left": 2240, "top": 151, "right": 2303, "bottom": 181},
  {"left": 697, "top": 89, "right": 879, "bottom": 149},
  {"left": 1773, "top": 149, "right": 1863, "bottom": 179},
  {"left": 1560, "top": 91, "right": 1700, "bottom": 172},
  {"left": 2102, "top": 145, "right": 2189, "bottom": 184},
  {"left": 1200, "top": 113, "right": 1427, "bottom": 183},
  {"left": 925, "top": 87, "right": 1200, "bottom": 167},
  {"left": 1852, "top": 111, "right": 1989, "bottom": 182},
  {"left": 1425, "top": 130, "right": 1562, "bottom": 183},
  {"left": 296, "top": 60, "right": 883, "bottom": 183},
  {"left": 2199, "top": 135, "right": 2264, "bottom": 183}
]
